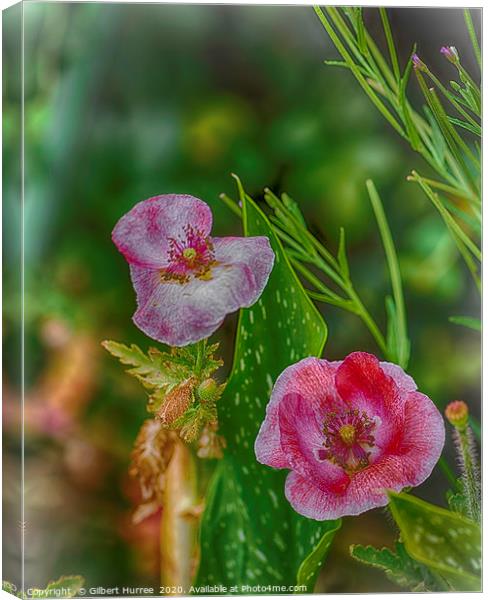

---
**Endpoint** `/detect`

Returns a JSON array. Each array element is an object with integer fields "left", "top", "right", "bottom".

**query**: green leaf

[
  {"left": 22, "top": 576, "right": 85, "bottom": 599},
  {"left": 388, "top": 491, "right": 481, "bottom": 591},
  {"left": 102, "top": 340, "right": 223, "bottom": 414},
  {"left": 3, "top": 576, "right": 85, "bottom": 599},
  {"left": 195, "top": 180, "right": 340, "bottom": 592},
  {"left": 45, "top": 576, "right": 85, "bottom": 598},
  {"left": 446, "top": 479, "right": 470, "bottom": 518},
  {"left": 448, "top": 315, "right": 481, "bottom": 332},
  {"left": 102, "top": 341, "right": 189, "bottom": 389},
  {"left": 3, "top": 581, "right": 20, "bottom": 597},
  {"left": 447, "top": 116, "right": 481, "bottom": 136},
  {"left": 281, "top": 192, "right": 307, "bottom": 228},
  {"left": 351, "top": 542, "right": 444, "bottom": 591},
  {"left": 398, "top": 46, "right": 422, "bottom": 151},
  {"left": 296, "top": 521, "right": 342, "bottom": 592}
]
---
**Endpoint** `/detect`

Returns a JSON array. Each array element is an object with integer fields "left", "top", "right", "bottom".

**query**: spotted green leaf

[
  {"left": 296, "top": 521, "right": 342, "bottom": 592},
  {"left": 388, "top": 491, "right": 481, "bottom": 591},
  {"left": 195, "top": 184, "right": 340, "bottom": 592}
]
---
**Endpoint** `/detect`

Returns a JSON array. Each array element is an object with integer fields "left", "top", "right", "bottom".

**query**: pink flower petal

[
  {"left": 335, "top": 352, "right": 403, "bottom": 453},
  {"left": 395, "top": 391, "right": 445, "bottom": 485},
  {"left": 380, "top": 361, "right": 417, "bottom": 393},
  {"left": 286, "top": 457, "right": 408, "bottom": 521},
  {"left": 130, "top": 260, "right": 261, "bottom": 346},
  {"left": 112, "top": 195, "right": 213, "bottom": 269},
  {"left": 255, "top": 358, "right": 342, "bottom": 470},
  {"left": 213, "top": 237, "right": 275, "bottom": 301},
  {"left": 278, "top": 393, "right": 349, "bottom": 492},
  {"left": 285, "top": 471, "right": 338, "bottom": 521},
  {"left": 254, "top": 405, "right": 289, "bottom": 469}
]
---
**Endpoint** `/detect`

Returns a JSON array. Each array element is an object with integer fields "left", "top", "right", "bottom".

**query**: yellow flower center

[
  {"left": 339, "top": 424, "right": 356, "bottom": 446},
  {"left": 183, "top": 247, "right": 197, "bottom": 261}
]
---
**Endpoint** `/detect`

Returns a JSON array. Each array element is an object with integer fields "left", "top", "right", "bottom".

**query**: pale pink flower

[{"left": 112, "top": 194, "right": 274, "bottom": 346}]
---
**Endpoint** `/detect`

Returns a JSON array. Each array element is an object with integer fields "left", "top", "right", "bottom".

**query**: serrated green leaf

[
  {"left": 102, "top": 341, "right": 188, "bottom": 389},
  {"left": 388, "top": 491, "right": 481, "bottom": 591},
  {"left": 350, "top": 542, "right": 444, "bottom": 591},
  {"left": 448, "top": 315, "right": 481, "bottom": 332},
  {"left": 102, "top": 340, "right": 223, "bottom": 416},
  {"left": 195, "top": 182, "right": 339, "bottom": 592},
  {"left": 351, "top": 543, "right": 399, "bottom": 570},
  {"left": 446, "top": 480, "right": 469, "bottom": 518}
]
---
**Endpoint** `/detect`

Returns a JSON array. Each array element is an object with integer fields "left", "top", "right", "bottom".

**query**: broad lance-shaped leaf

[
  {"left": 388, "top": 491, "right": 481, "bottom": 591},
  {"left": 195, "top": 188, "right": 340, "bottom": 593}
]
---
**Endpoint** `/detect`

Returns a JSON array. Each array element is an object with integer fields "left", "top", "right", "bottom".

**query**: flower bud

[
  {"left": 445, "top": 400, "right": 469, "bottom": 429},
  {"left": 411, "top": 53, "right": 425, "bottom": 71},
  {"left": 197, "top": 378, "right": 218, "bottom": 403},
  {"left": 158, "top": 378, "right": 195, "bottom": 425},
  {"left": 440, "top": 45, "right": 459, "bottom": 64}
]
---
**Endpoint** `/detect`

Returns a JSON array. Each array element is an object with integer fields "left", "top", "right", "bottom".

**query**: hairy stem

[{"left": 454, "top": 426, "right": 480, "bottom": 523}]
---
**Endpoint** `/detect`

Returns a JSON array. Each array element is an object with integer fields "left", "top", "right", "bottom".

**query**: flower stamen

[
  {"left": 161, "top": 225, "right": 215, "bottom": 283},
  {"left": 321, "top": 409, "right": 376, "bottom": 474}
]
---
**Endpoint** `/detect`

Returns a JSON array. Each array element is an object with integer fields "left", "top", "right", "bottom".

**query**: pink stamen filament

[{"left": 161, "top": 225, "right": 215, "bottom": 283}]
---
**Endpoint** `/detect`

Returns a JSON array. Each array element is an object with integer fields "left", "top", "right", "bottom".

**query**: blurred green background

[{"left": 3, "top": 3, "right": 480, "bottom": 594}]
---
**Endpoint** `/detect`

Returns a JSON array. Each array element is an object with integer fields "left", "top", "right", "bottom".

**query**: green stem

[
  {"left": 366, "top": 180, "right": 409, "bottom": 368},
  {"left": 314, "top": 6, "right": 406, "bottom": 139},
  {"left": 464, "top": 9, "right": 481, "bottom": 68},
  {"left": 412, "top": 172, "right": 481, "bottom": 261},
  {"left": 379, "top": 7, "right": 400, "bottom": 82},
  {"left": 347, "top": 285, "right": 388, "bottom": 358},
  {"left": 195, "top": 339, "right": 207, "bottom": 375},
  {"left": 219, "top": 193, "right": 242, "bottom": 218},
  {"left": 423, "top": 67, "right": 480, "bottom": 130},
  {"left": 408, "top": 174, "right": 478, "bottom": 204},
  {"left": 455, "top": 425, "right": 480, "bottom": 523}
]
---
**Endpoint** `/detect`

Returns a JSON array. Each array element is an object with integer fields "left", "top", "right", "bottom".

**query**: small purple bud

[
  {"left": 412, "top": 54, "right": 424, "bottom": 70},
  {"left": 440, "top": 45, "right": 458, "bottom": 64}
]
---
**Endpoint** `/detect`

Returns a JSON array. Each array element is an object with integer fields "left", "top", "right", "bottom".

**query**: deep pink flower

[
  {"left": 112, "top": 194, "right": 274, "bottom": 346},
  {"left": 255, "top": 352, "right": 445, "bottom": 520}
]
